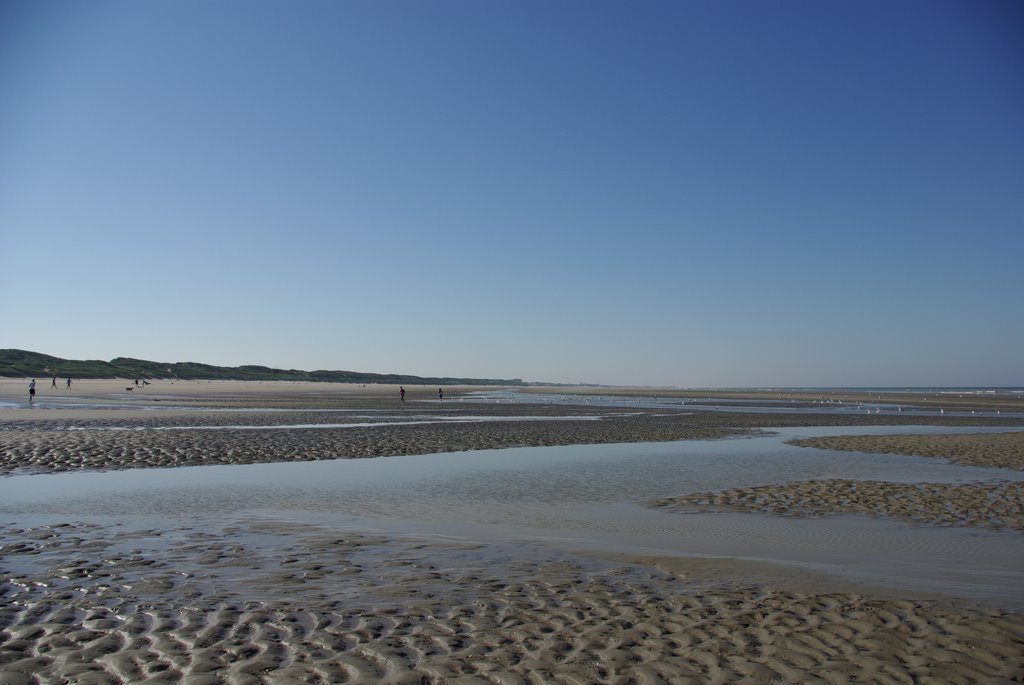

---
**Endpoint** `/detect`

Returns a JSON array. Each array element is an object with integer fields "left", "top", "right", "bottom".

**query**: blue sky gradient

[{"left": 2, "top": 0, "right": 1022, "bottom": 386}]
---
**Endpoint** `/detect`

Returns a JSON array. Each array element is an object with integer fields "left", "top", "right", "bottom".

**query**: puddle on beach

[{"left": 3, "top": 425, "right": 1023, "bottom": 607}]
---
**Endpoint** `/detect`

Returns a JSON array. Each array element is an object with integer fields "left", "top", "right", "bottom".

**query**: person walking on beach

[
  {"left": 29, "top": 379, "right": 36, "bottom": 402},
  {"left": 51, "top": 376, "right": 57, "bottom": 389},
  {"left": 66, "top": 377, "right": 72, "bottom": 389},
  {"left": 438, "top": 388, "right": 443, "bottom": 401},
  {"left": 400, "top": 386, "right": 406, "bottom": 402}
]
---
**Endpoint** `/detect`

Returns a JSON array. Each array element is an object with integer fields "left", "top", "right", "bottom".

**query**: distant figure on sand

[
  {"left": 400, "top": 386, "right": 406, "bottom": 402},
  {"left": 438, "top": 388, "right": 443, "bottom": 400},
  {"left": 66, "top": 377, "right": 72, "bottom": 389},
  {"left": 51, "top": 376, "right": 57, "bottom": 388},
  {"left": 29, "top": 379, "right": 36, "bottom": 402}
]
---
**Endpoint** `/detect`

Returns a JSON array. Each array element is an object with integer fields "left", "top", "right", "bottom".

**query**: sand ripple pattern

[
  {"left": 3, "top": 522, "right": 1023, "bottom": 685},
  {"left": 788, "top": 431, "right": 1024, "bottom": 470},
  {"left": 0, "top": 414, "right": 735, "bottom": 475},
  {"left": 651, "top": 480, "right": 1024, "bottom": 531}
]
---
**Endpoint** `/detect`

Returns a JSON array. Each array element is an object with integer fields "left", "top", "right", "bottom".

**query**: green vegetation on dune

[{"left": 0, "top": 349, "right": 522, "bottom": 385}]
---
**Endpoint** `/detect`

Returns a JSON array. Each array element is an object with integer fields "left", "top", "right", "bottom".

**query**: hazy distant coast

[{"left": 0, "top": 349, "right": 523, "bottom": 385}]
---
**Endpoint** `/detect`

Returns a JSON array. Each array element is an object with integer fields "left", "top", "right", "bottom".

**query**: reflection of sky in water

[{"left": 3, "top": 425, "right": 1024, "bottom": 604}]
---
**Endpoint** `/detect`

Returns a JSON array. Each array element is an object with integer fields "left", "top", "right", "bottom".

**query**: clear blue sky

[{"left": 2, "top": 0, "right": 1022, "bottom": 387}]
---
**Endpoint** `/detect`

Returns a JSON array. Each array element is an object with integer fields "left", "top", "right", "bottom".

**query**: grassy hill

[{"left": 0, "top": 349, "right": 523, "bottom": 385}]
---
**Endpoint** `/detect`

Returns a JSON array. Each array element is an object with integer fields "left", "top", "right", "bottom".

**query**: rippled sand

[
  {"left": 0, "top": 415, "right": 738, "bottom": 476},
  {"left": 652, "top": 480, "right": 1024, "bottom": 531},
  {"left": 788, "top": 431, "right": 1024, "bottom": 470},
  {"left": 3, "top": 520, "right": 1022, "bottom": 684}
]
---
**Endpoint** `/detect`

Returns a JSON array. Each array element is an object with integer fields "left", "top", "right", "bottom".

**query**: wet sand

[
  {"left": 0, "top": 414, "right": 739, "bottom": 476},
  {"left": 4, "top": 519, "right": 1023, "bottom": 684},
  {"left": 788, "top": 431, "right": 1024, "bottom": 470},
  {"left": 2, "top": 380, "right": 1024, "bottom": 683},
  {"left": 0, "top": 379, "right": 735, "bottom": 475},
  {"left": 652, "top": 479, "right": 1024, "bottom": 531}
]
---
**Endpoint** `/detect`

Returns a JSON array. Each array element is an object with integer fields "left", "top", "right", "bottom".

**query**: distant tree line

[{"left": 0, "top": 349, "right": 523, "bottom": 385}]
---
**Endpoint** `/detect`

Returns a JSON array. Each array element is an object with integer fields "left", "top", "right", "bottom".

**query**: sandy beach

[{"left": 2, "top": 380, "right": 1024, "bottom": 683}]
